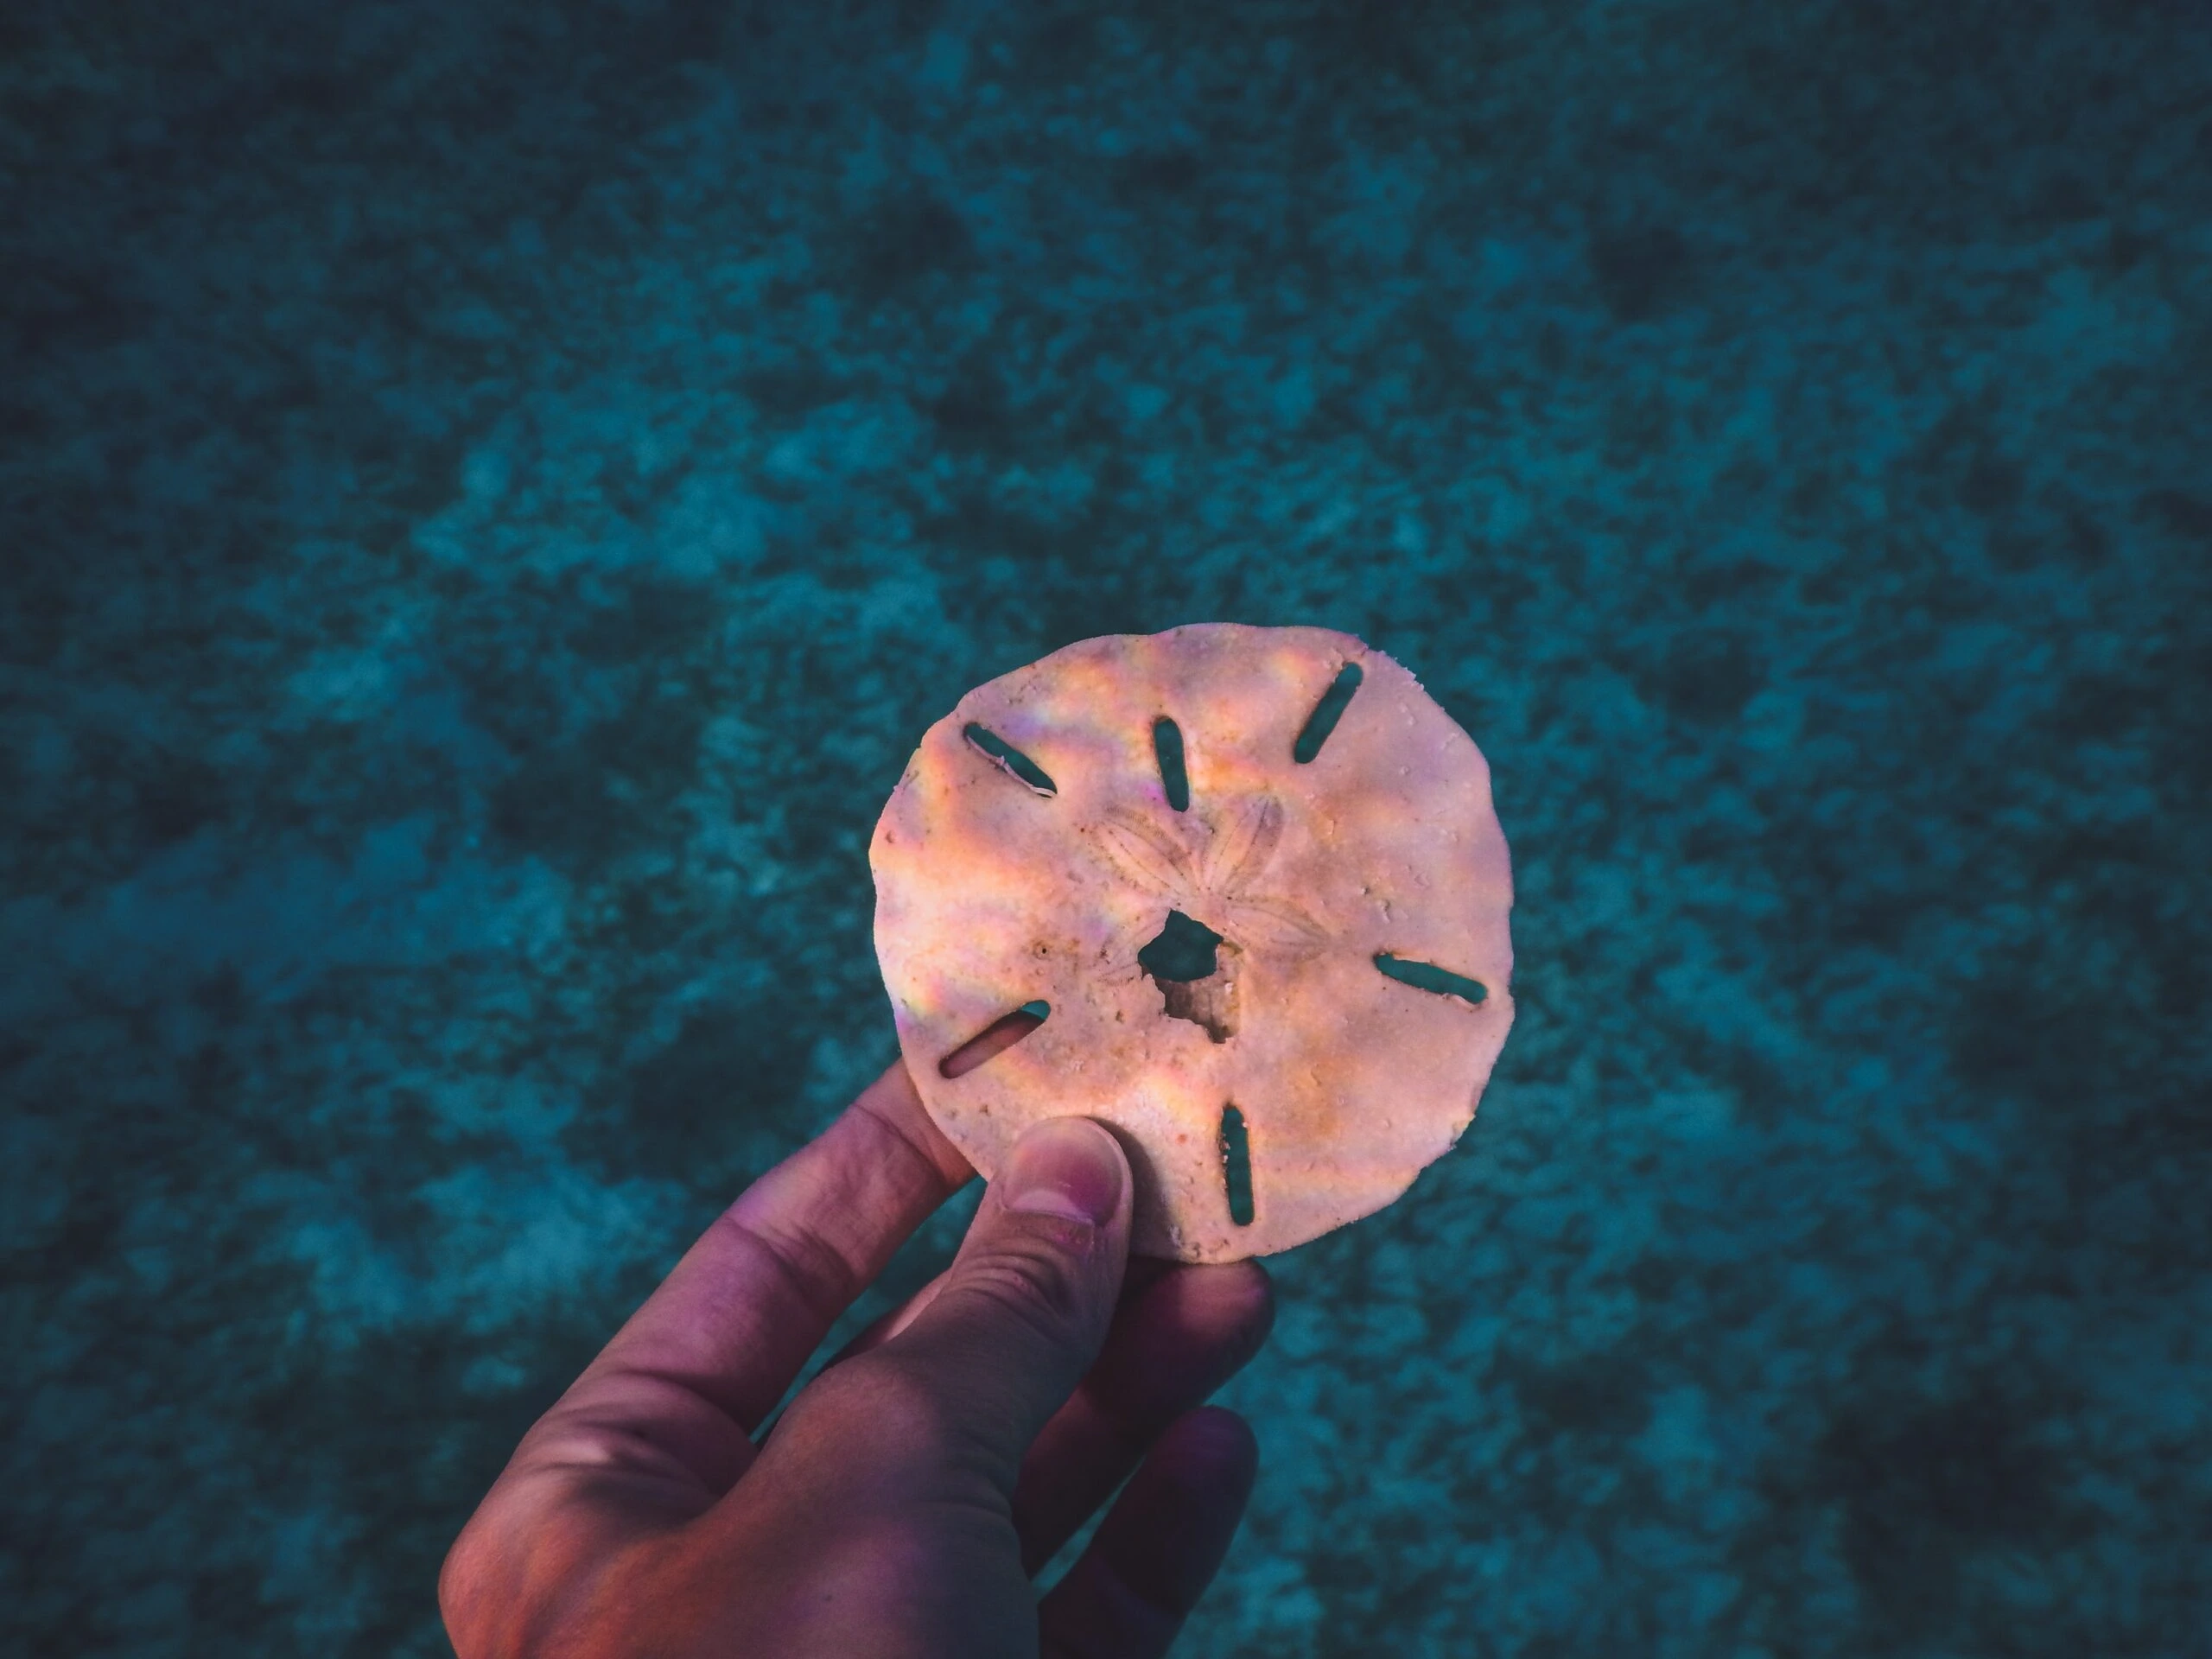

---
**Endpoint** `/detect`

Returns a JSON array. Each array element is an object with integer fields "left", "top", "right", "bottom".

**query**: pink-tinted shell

[{"left": 870, "top": 624, "right": 1515, "bottom": 1262}]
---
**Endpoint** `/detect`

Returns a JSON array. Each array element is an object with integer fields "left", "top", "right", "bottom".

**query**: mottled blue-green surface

[{"left": 5, "top": 3, "right": 2210, "bottom": 1654}]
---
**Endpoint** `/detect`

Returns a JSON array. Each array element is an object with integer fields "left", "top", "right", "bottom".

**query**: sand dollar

[{"left": 869, "top": 624, "right": 1515, "bottom": 1262}]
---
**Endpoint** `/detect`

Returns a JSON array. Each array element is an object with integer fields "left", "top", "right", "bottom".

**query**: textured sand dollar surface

[{"left": 871, "top": 625, "right": 1515, "bottom": 1262}]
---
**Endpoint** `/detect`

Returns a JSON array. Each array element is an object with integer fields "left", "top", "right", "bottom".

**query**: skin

[{"left": 440, "top": 1042, "right": 1276, "bottom": 1659}]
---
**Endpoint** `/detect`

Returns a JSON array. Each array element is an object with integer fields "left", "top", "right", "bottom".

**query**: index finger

[{"left": 564, "top": 1058, "right": 972, "bottom": 1450}]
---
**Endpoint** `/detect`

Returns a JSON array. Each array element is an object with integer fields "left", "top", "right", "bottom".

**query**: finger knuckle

[{"left": 956, "top": 1239, "right": 1095, "bottom": 1345}]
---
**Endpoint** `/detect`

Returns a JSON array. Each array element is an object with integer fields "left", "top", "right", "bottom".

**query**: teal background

[{"left": 5, "top": 2, "right": 2210, "bottom": 1653}]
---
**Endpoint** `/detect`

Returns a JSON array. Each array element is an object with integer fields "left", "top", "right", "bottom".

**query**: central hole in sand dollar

[{"left": 1137, "top": 909, "right": 1238, "bottom": 1043}]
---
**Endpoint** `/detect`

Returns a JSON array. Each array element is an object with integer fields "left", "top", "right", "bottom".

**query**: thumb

[{"left": 872, "top": 1116, "right": 1133, "bottom": 1494}]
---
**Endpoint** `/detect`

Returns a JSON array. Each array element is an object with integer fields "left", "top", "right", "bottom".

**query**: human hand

[{"left": 440, "top": 1053, "right": 1274, "bottom": 1658}]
